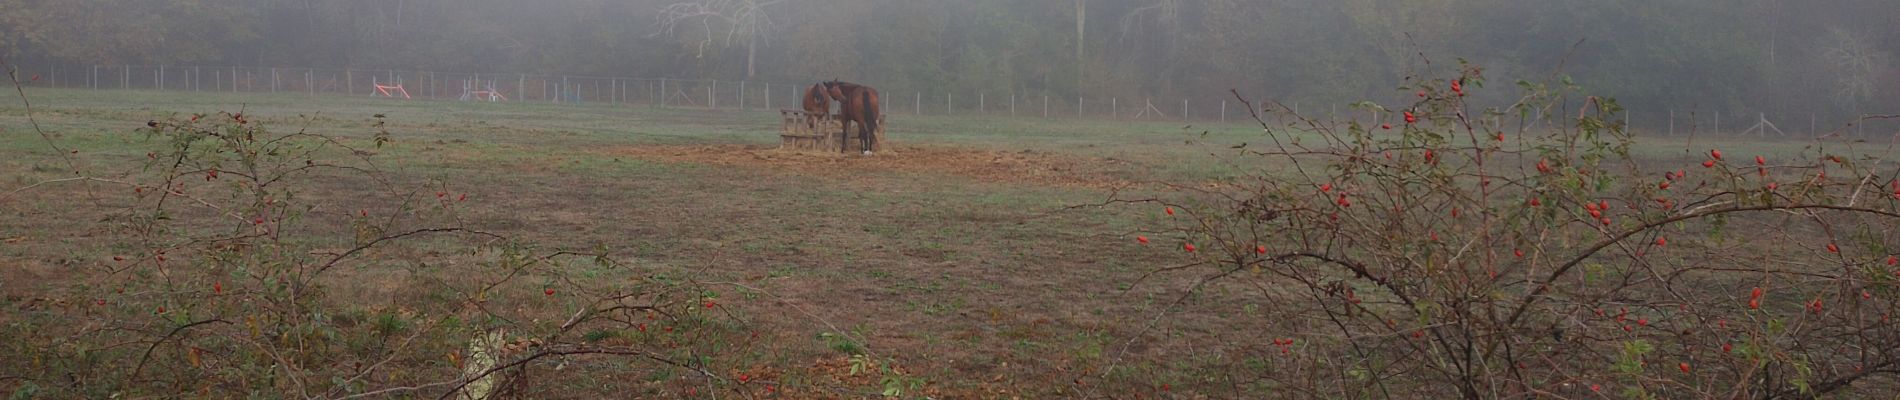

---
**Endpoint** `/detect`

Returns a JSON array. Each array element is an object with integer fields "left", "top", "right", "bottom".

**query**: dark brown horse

[
  {"left": 801, "top": 82, "right": 830, "bottom": 129},
  {"left": 823, "top": 80, "right": 881, "bottom": 155}
]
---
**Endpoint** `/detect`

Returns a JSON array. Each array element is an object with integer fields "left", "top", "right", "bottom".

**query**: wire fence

[{"left": 9, "top": 63, "right": 1896, "bottom": 137}]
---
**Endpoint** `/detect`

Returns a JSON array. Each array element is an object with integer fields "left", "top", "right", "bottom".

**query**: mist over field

[{"left": 4, "top": 0, "right": 1896, "bottom": 122}]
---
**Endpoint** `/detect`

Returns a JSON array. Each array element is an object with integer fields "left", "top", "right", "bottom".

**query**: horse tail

[{"left": 862, "top": 89, "right": 880, "bottom": 147}]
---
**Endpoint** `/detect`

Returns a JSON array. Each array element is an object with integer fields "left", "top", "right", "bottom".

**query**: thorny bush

[
  {"left": 0, "top": 85, "right": 767, "bottom": 398},
  {"left": 1120, "top": 60, "right": 1900, "bottom": 398}
]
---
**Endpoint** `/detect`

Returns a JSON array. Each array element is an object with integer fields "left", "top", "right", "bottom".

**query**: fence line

[{"left": 7, "top": 63, "right": 1895, "bottom": 136}]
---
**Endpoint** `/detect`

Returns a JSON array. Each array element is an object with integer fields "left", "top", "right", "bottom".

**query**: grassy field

[{"left": 5, "top": 88, "right": 1898, "bottom": 397}]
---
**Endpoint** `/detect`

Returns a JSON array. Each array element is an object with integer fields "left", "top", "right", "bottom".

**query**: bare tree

[
  {"left": 654, "top": 0, "right": 783, "bottom": 78},
  {"left": 1075, "top": 0, "right": 1086, "bottom": 92},
  {"left": 1118, "top": 0, "right": 1181, "bottom": 48},
  {"left": 1820, "top": 28, "right": 1887, "bottom": 114}
]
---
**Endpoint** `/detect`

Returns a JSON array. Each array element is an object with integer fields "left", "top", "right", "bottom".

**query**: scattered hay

[{"left": 601, "top": 144, "right": 1135, "bottom": 189}]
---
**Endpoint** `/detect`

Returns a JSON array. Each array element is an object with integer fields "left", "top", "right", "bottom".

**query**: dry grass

[{"left": 5, "top": 88, "right": 1894, "bottom": 397}]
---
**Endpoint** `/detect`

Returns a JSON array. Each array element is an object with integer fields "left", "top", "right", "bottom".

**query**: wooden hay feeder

[{"left": 779, "top": 109, "right": 887, "bottom": 153}]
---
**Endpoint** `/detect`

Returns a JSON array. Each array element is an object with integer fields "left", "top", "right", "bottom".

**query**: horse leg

[
  {"left": 862, "top": 98, "right": 879, "bottom": 156},
  {"left": 864, "top": 114, "right": 875, "bottom": 155},
  {"left": 856, "top": 114, "right": 870, "bottom": 155},
  {"left": 839, "top": 119, "right": 853, "bottom": 153}
]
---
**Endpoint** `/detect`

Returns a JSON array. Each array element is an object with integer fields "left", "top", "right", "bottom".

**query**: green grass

[
  {"left": 0, "top": 88, "right": 1193, "bottom": 396},
  {"left": 5, "top": 87, "right": 1893, "bottom": 397}
]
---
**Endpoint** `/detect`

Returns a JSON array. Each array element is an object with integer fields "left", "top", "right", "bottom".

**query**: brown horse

[
  {"left": 823, "top": 80, "right": 881, "bottom": 155},
  {"left": 801, "top": 82, "right": 830, "bottom": 129}
]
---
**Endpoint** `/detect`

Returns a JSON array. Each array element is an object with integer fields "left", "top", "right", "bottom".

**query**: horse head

[
  {"left": 824, "top": 82, "right": 847, "bottom": 100},
  {"left": 807, "top": 82, "right": 828, "bottom": 103}
]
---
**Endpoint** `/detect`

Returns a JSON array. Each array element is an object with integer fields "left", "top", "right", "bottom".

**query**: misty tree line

[{"left": 1, "top": 0, "right": 1895, "bottom": 123}]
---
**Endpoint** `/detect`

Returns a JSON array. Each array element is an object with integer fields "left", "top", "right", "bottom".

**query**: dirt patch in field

[{"left": 600, "top": 144, "right": 1138, "bottom": 188}]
